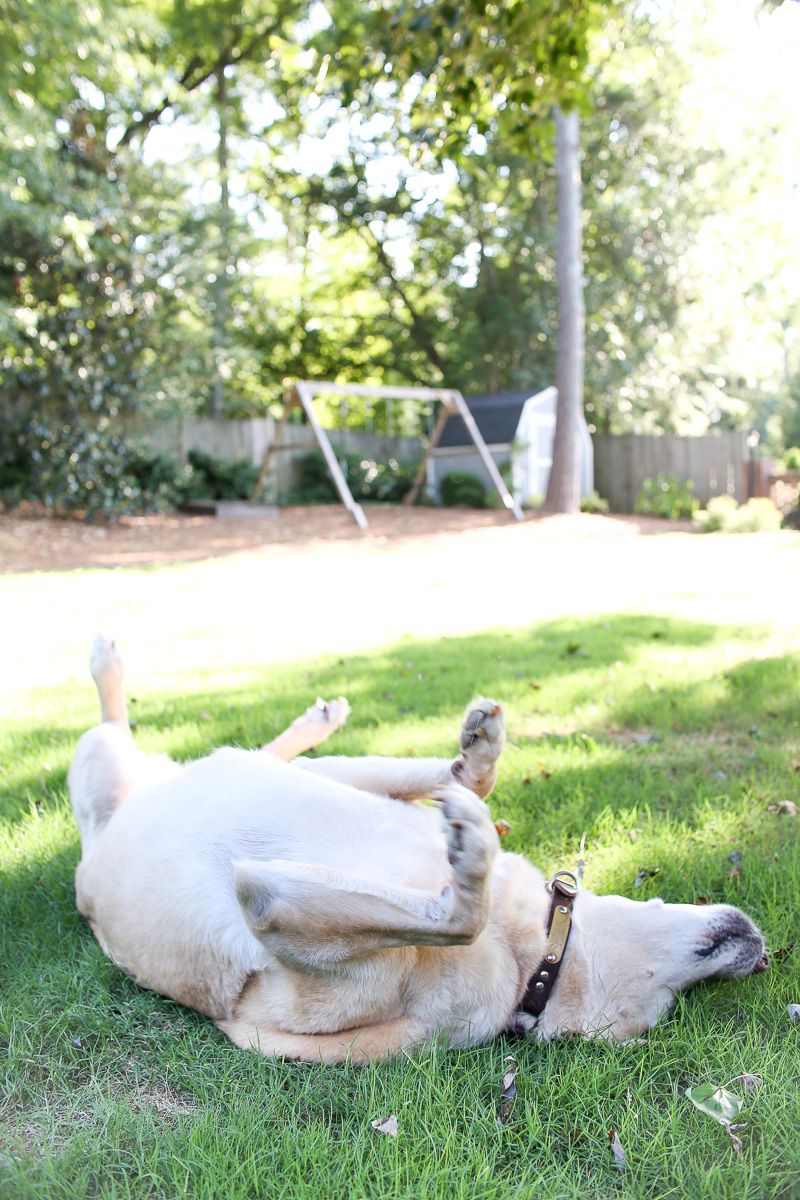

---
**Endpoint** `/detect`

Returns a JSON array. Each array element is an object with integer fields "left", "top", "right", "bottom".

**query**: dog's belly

[{"left": 75, "top": 749, "right": 450, "bottom": 1019}]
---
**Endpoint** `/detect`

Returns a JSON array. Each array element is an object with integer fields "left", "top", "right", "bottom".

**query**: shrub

[
  {"left": 286, "top": 448, "right": 417, "bottom": 505},
  {"left": 634, "top": 474, "right": 698, "bottom": 519},
  {"left": 181, "top": 449, "right": 260, "bottom": 501},
  {"left": 694, "top": 493, "right": 739, "bottom": 532},
  {"left": 777, "top": 446, "right": 800, "bottom": 472},
  {"left": 439, "top": 471, "right": 487, "bottom": 508},
  {"left": 696, "top": 495, "right": 782, "bottom": 534},
  {"left": 729, "top": 497, "right": 782, "bottom": 533},
  {"left": 580, "top": 490, "right": 610, "bottom": 514},
  {"left": 0, "top": 416, "right": 181, "bottom": 515}
]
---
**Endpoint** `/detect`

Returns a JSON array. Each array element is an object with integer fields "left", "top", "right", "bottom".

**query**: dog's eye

[{"left": 696, "top": 935, "right": 731, "bottom": 958}]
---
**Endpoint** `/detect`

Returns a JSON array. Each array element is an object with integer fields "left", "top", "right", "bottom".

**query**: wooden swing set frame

[{"left": 251, "top": 381, "right": 524, "bottom": 529}]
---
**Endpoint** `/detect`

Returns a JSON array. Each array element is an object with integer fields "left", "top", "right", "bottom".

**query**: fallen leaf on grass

[
  {"left": 608, "top": 1129, "right": 625, "bottom": 1171},
  {"left": 633, "top": 867, "right": 660, "bottom": 889},
  {"left": 529, "top": 680, "right": 542, "bottom": 690},
  {"left": 787, "top": 1004, "right": 800, "bottom": 1024},
  {"left": 692, "top": 896, "right": 711, "bottom": 905},
  {"left": 371, "top": 1116, "right": 398, "bottom": 1138},
  {"left": 494, "top": 820, "right": 512, "bottom": 836},
  {"left": 537, "top": 762, "right": 551, "bottom": 780},
  {"left": 768, "top": 800, "right": 797, "bottom": 817},
  {"left": 685, "top": 1083, "right": 744, "bottom": 1123},
  {"left": 496, "top": 1056, "right": 519, "bottom": 1129}
]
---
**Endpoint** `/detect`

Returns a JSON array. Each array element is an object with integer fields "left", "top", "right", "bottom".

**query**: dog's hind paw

[
  {"left": 433, "top": 782, "right": 498, "bottom": 892},
  {"left": 452, "top": 698, "right": 505, "bottom": 798}
]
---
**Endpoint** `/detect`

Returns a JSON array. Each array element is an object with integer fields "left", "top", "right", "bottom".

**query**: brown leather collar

[{"left": 519, "top": 871, "right": 579, "bottom": 1020}]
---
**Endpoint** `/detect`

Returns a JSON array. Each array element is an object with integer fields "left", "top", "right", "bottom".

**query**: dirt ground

[{"left": 0, "top": 503, "right": 694, "bottom": 574}]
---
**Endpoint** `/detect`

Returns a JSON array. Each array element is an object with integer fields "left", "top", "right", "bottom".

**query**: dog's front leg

[
  {"left": 260, "top": 697, "right": 351, "bottom": 761},
  {"left": 234, "top": 781, "right": 500, "bottom": 962},
  {"left": 292, "top": 698, "right": 506, "bottom": 800}
]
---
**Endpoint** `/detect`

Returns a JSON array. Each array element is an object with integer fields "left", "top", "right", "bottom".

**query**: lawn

[{"left": 1, "top": 608, "right": 799, "bottom": 1199}]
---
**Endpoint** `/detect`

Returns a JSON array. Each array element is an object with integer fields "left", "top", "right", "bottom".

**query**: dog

[{"left": 68, "top": 634, "right": 769, "bottom": 1063}]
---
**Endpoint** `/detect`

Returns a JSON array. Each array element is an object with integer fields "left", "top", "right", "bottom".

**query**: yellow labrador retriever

[{"left": 68, "top": 635, "right": 768, "bottom": 1063}]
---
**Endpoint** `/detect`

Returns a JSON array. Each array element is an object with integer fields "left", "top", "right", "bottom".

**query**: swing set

[{"left": 251, "top": 381, "right": 524, "bottom": 529}]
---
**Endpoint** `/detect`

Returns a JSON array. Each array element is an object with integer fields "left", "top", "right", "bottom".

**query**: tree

[{"left": 545, "top": 108, "right": 584, "bottom": 513}]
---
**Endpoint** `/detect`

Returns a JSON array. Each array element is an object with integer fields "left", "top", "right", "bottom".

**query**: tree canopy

[{"left": 2, "top": 0, "right": 798, "bottom": 470}]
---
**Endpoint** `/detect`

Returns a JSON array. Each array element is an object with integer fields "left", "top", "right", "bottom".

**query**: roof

[{"left": 437, "top": 390, "right": 544, "bottom": 448}]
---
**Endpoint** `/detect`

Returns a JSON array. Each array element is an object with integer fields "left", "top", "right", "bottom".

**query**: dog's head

[{"left": 535, "top": 891, "right": 768, "bottom": 1041}]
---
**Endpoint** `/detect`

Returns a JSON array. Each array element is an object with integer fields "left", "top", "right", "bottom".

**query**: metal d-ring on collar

[{"left": 519, "top": 870, "right": 579, "bottom": 1020}]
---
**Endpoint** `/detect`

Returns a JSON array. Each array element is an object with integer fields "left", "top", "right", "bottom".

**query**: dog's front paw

[
  {"left": 452, "top": 698, "right": 505, "bottom": 797},
  {"left": 433, "top": 782, "right": 498, "bottom": 891}
]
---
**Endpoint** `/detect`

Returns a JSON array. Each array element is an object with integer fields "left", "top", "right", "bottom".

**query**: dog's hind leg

[
  {"left": 292, "top": 698, "right": 506, "bottom": 800},
  {"left": 234, "top": 780, "right": 498, "bottom": 961},
  {"left": 260, "top": 696, "right": 350, "bottom": 761}
]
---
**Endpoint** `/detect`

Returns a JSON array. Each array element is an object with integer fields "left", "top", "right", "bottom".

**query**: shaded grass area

[{"left": 1, "top": 614, "right": 799, "bottom": 1199}]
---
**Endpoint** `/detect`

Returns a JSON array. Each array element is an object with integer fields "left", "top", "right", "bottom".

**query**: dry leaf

[
  {"left": 608, "top": 1129, "right": 626, "bottom": 1171},
  {"left": 692, "top": 896, "right": 711, "bottom": 905},
  {"left": 633, "top": 867, "right": 660, "bottom": 888},
  {"left": 768, "top": 800, "right": 797, "bottom": 817},
  {"left": 500, "top": 1057, "right": 519, "bottom": 1098},
  {"left": 529, "top": 681, "right": 542, "bottom": 690},
  {"left": 496, "top": 1056, "right": 519, "bottom": 1129},
  {"left": 494, "top": 819, "right": 512, "bottom": 836},
  {"left": 371, "top": 1116, "right": 398, "bottom": 1138},
  {"left": 731, "top": 1074, "right": 763, "bottom": 1095}
]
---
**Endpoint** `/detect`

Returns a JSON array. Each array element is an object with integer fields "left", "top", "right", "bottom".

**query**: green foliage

[
  {"left": 181, "top": 449, "right": 260, "bottom": 502},
  {"left": 0, "top": 415, "right": 185, "bottom": 514},
  {"left": 634, "top": 474, "right": 698, "bottom": 519},
  {"left": 777, "top": 446, "right": 800, "bottom": 471},
  {"left": 729, "top": 498, "right": 783, "bottom": 533},
  {"left": 696, "top": 495, "right": 782, "bottom": 534},
  {"left": 580, "top": 490, "right": 610, "bottom": 514},
  {"left": 287, "top": 447, "right": 417, "bottom": 505},
  {"left": 695, "top": 493, "right": 739, "bottom": 532},
  {"left": 439, "top": 471, "right": 487, "bottom": 509}
]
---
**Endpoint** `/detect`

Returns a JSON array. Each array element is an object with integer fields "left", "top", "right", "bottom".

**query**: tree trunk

[
  {"left": 212, "top": 65, "right": 231, "bottom": 417},
  {"left": 545, "top": 106, "right": 585, "bottom": 513}
]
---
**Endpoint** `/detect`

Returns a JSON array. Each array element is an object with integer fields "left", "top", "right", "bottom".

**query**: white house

[{"left": 429, "top": 387, "right": 594, "bottom": 505}]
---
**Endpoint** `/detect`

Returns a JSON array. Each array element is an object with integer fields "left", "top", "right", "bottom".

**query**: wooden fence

[
  {"left": 125, "top": 416, "right": 421, "bottom": 499},
  {"left": 592, "top": 432, "right": 748, "bottom": 512}
]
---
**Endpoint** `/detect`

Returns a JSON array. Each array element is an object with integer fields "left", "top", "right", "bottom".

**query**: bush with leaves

[
  {"left": 580, "top": 490, "right": 610, "bottom": 514},
  {"left": 695, "top": 494, "right": 782, "bottom": 533},
  {"left": 0, "top": 416, "right": 187, "bottom": 515},
  {"left": 776, "top": 447, "right": 800, "bottom": 472},
  {"left": 180, "top": 450, "right": 261, "bottom": 502},
  {"left": 286, "top": 448, "right": 417, "bottom": 505},
  {"left": 439, "top": 471, "right": 487, "bottom": 508},
  {"left": 634, "top": 474, "right": 698, "bottom": 519}
]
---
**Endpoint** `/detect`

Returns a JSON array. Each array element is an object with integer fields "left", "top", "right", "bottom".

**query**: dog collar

[{"left": 519, "top": 871, "right": 579, "bottom": 1020}]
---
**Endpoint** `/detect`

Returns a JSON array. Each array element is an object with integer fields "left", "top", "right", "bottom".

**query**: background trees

[{"left": 2, "top": 0, "right": 799, "bottom": 495}]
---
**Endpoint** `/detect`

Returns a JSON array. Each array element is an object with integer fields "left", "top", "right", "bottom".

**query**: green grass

[{"left": 2, "top": 613, "right": 799, "bottom": 1199}]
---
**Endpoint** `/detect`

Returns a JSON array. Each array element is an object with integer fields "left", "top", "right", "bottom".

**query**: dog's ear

[{"left": 234, "top": 861, "right": 278, "bottom": 931}]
